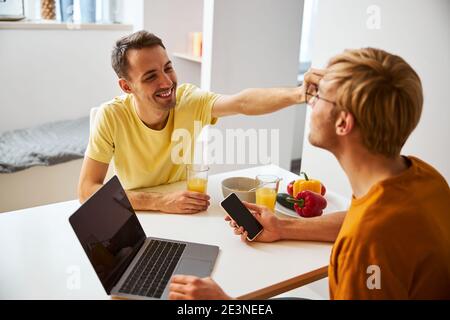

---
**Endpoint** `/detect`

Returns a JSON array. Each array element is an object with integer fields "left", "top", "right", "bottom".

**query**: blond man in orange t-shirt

[{"left": 168, "top": 48, "right": 450, "bottom": 300}]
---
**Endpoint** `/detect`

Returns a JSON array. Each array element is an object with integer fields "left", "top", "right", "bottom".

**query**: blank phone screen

[{"left": 221, "top": 193, "right": 263, "bottom": 240}]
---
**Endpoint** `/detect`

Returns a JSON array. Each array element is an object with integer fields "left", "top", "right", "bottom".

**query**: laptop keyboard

[{"left": 119, "top": 239, "right": 186, "bottom": 298}]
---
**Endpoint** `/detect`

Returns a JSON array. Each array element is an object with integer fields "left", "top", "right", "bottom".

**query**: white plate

[
  {"left": 275, "top": 191, "right": 350, "bottom": 219},
  {"left": 275, "top": 201, "right": 300, "bottom": 218}
]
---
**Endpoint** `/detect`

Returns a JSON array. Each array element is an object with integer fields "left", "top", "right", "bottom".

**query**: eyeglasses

[{"left": 305, "top": 85, "right": 336, "bottom": 107}]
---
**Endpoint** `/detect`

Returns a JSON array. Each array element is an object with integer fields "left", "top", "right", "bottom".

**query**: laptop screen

[{"left": 69, "top": 176, "right": 146, "bottom": 294}]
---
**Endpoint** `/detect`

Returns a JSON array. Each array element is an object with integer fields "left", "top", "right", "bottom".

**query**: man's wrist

[
  {"left": 293, "top": 86, "right": 306, "bottom": 105},
  {"left": 155, "top": 192, "right": 169, "bottom": 212},
  {"left": 127, "top": 191, "right": 165, "bottom": 211},
  {"left": 278, "top": 217, "right": 305, "bottom": 241},
  {"left": 277, "top": 218, "right": 290, "bottom": 240}
]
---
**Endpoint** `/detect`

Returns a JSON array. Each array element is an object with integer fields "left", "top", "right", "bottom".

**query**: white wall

[
  {"left": 203, "top": 0, "right": 304, "bottom": 173},
  {"left": 143, "top": 0, "right": 204, "bottom": 87},
  {"left": 0, "top": 28, "right": 131, "bottom": 132},
  {"left": 0, "top": 159, "right": 83, "bottom": 212},
  {"left": 301, "top": 0, "right": 450, "bottom": 198},
  {"left": 121, "top": 0, "right": 144, "bottom": 30},
  {"left": 0, "top": 0, "right": 145, "bottom": 133}
]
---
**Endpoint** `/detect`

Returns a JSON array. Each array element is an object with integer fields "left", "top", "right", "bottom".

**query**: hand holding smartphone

[{"left": 220, "top": 193, "right": 263, "bottom": 241}]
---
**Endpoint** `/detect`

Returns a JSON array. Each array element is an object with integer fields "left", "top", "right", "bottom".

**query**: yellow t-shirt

[
  {"left": 329, "top": 156, "right": 450, "bottom": 299},
  {"left": 86, "top": 83, "right": 220, "bottom": 190}
]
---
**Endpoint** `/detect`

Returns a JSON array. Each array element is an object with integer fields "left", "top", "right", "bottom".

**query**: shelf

[
  {"left": 0, "top": 20, "right": 133, "bottom": 31},
  {"left": 172, "top": 52, "right": 202, "bottom": 64}
]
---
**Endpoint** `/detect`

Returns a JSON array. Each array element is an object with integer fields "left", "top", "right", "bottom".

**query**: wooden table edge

[{"left": 236, "top": 265, "right": 329, "bottom": 300}]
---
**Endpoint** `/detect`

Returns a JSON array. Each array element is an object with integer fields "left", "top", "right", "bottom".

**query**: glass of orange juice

[
  {"left": 187, "top": 164, "right": 209, "bottom": 194},
  {"left": 255, "top": 175, "right": 280, "bottom": 211}
]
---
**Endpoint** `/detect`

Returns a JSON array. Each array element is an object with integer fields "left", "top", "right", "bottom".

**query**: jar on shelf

[
  {"left": 102, "top": 0, "right": 121, "bottom": 23},
  {"left": 80, "top": 0, "right": 96, "bottom": 23},
  {"left": 41, "top": 0, "right": 56, "bottom": 20},
  {"left": 60, "top": 0, "right": 74, "bottom": 22}
]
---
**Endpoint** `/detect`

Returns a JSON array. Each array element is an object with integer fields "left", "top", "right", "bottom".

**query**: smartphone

[{"left": 220, "top": 193, "right": 263, "bottom": 241}]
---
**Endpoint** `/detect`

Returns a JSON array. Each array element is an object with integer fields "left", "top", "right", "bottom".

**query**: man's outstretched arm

[{"left": 211, "top": 68, "right": 325, "bottom": 118}]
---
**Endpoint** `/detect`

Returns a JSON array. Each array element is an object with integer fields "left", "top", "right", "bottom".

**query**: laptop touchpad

[{"left": 178, "top": 258, "right": 213, "bottom": 278}]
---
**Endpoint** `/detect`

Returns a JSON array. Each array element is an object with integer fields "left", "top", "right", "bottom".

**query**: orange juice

[
  {"left": 187, "top": 178, "right": 208, "bottom": 194},
  {"left": 256, "top": 187, "right": 277, "bottom": 211}
]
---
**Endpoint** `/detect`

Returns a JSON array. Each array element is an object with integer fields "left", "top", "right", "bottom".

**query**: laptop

[{"left": 69, "top": 176, "right": 219, "bottom": 300}]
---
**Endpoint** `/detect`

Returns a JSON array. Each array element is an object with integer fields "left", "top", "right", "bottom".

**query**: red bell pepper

[
  {"left": 321, "top": 184, "right": 326, "bottom": 196},
  {"left": 287, "top": 190, "right": 327, "bottom": 218},
  {"left": 287, "top": 180, "right": 295, "bottom": 196}
]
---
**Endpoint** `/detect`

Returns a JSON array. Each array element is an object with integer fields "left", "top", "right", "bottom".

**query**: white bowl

[{"left": 221, "top": 177, "right": 257, "bottom": 203}]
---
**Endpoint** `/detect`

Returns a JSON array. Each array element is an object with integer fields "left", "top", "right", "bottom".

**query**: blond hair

[{"left": 326, "top": 48, "right": 423, "bottom": 157}]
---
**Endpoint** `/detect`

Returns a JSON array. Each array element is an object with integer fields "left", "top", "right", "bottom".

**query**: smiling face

[{"left": 123, "top": 45, "right": 178, "bottom": 112}]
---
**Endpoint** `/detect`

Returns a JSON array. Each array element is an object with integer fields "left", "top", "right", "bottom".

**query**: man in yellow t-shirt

[
  {"left": 78, "top": 30, "right": 312, "bottom": 214},
  {"left": 168, "top": 48, "right": 450, "bottom": 300}
]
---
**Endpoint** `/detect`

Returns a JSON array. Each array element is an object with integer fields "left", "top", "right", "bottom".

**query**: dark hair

[{"left": 111, "top": 30, "right": 166, "bottom": 79}]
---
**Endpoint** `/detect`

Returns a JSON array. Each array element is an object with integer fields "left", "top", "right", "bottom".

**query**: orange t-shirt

[{"left": 329, "top": 156, "right": 450, "bottom": 299}]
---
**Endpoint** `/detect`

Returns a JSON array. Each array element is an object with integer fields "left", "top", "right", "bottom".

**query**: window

[{"left": 298, "top": 0, "right": 317, "bottom": 83}]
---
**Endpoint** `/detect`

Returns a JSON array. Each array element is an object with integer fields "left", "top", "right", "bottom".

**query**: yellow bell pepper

[{"left": 293, "top": 172, "right": 322, "bottom": 197}]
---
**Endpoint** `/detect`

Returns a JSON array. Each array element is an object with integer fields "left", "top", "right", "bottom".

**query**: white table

[{"left": 0, "top": 165, "right": 349, "bottom": 299}]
